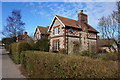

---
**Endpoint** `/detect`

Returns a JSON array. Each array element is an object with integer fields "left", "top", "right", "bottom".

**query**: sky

[{"left": 1, "top": 1, "right": 117, "bottom": 39}]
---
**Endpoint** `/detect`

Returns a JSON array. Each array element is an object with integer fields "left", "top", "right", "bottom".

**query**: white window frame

[
  {"left": 37, "top": 34, "right": 39, "bottom": 40},
  {"left": 55, "top": 27, "right": 59, "bottom": 35},
  {"left": 53, "top": 41, "right": 59, "bottom": 51}
]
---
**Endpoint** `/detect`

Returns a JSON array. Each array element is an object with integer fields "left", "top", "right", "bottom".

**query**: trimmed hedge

[
  {"left": 11, "top": 42, "right": 31, "bottom": 64},
  {"left": 21, "top": 51, "right": 119, "bottom": 78}
]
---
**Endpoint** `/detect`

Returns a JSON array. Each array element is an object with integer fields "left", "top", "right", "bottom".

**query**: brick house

[
  {"left": 16, "top": 32, "right": 32, "bottom": 42},
  {"left": 34, "top": 26, "right": 49, "bottom": 43},
  {"left": 48, "top": 10, "right": 99, "bottom": 54}
]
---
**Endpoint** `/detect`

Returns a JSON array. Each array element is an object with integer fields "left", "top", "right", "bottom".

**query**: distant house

[
  {"left": 16, "top": 32, "right": 31, "bottom": 42},
  {"left": 98, "top": 39, "right": 118, "bottom": 53},
  {"left": 48, "top": 10, "right": 99, "bottom": 54},
  {"left": 34, "top": 26, "right": 49, "bottom": 43}
]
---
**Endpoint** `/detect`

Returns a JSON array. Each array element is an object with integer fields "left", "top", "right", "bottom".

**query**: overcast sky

[{"left": 1, "top": 1, "right": 117, "bottom": 39}]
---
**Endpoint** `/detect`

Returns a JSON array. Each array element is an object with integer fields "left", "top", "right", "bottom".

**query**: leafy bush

[
  {"left": 21, "top": 51, "right": 119, "bottom": 78},
  {"left": 11, "top": 42, "right": 31, "bottom": 64},
  {"left": 80, "top": 51, "right": 89, "bottom": 57},
  {"left": 32, "top": 38, "right": 50, "bottom": 52},
  {"left": 4, "top": 44, "right": 10, "bottom": 51},
  {"left": 2, "top": 37, "right": 17, "bottom": 51},
  {"left": 73, "top": 41, "right": 81, "bottom": 54},
  {"left": 59, "top": 48, "right": 67, "bottom": 54},
  {"left": 2, "top": 37, "right": 15, "bottom": 44}
]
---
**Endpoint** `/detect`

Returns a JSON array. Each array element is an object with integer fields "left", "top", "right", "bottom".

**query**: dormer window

[
  {"left": 77, "top": 24, "right": 81, "bottom": 28},
  {"left": 55, "top": 27, "right": 59, "bottom": 35}
]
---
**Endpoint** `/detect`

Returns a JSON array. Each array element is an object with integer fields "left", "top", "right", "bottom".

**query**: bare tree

[
  {"left": 98, "top": 2, "right": 120, "bottom": 52},
  {"left": 98, "top": 13, "right": 118, "bottom": 39},
  {"left": 2, "top": 10, "right": 25, "bottom": 38}
]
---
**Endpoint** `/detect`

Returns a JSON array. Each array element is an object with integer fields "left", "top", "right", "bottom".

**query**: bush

[
  {"left": 59, "top": 48, "right": 67, "bottom": 54},
  {"left": 21, "top": 51, "right": 119, "bottom": 78},
  {"left": 11, "top": 42, "right": 31, "bottom": 64},
  {"left": 73, "top": 41, "right": 81, "bottom": 54},
  {"left": 31, "top": 38, "right": 50, "bottom": 52},
  {"left": 81, "top": 51, "right": 89, "bottom": 57},
  {"left": 4, "top": 44, "right": 10, "bottom": 51},
  {"left": 2, "top": 37, "right": 15, "bottom": 44},
  {"left": 2, "top": 37, "right": 17, "bottom": 51}
]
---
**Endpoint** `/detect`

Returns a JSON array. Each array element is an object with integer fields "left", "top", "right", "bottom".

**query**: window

[
  {"left": 53, "top": 40, "right": 59, "bottom": 51},
  {"left": 55, "top": 28, "right": 59, "bottom": 35},
  {"left": 37, "top": 34, "right": 39, "bottom": 40}
]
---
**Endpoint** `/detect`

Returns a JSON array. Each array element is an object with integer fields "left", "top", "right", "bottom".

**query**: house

[
  {"left": 34, "top": 26, "right": 49, "bottom": 43},
  {"left": 16, "top": 32, "right": 32, "bottom": 42},
  {"left": 48, "top": 10, "right": 99, "bottom": 54},
  {"left": 98, "top": 39, "right": 118, "bottom": 53}
]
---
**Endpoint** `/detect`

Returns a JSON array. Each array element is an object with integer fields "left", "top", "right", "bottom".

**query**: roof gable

[
  {"left": 37, "top": 26, "right": 48, "bottom": 34},
  {"left": 48, "top": 15, "right": 65, "bottom": 32},
  {"left": 48, "top": 15, "right": 99, "bottom": 33}
]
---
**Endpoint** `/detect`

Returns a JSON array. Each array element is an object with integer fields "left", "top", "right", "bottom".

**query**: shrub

[
  {"left": 2, "top": 37, "right": 15, "bottom": 44},
  {"left": 59, "top": 48, "right": 67, "bottom": 54},
  {"left": 4, "top": 44, "right": 10, "bottom": 51},
  {"left": 11, "top": 42, "right": 31, "bottom": 64},
  {"left": 21, "top": 51, "right": 119, "bottom": 78},
  {"left": 81, "top": 51, "right": 89, "bottom": 57},
  {"left": 73, "top": 41, "right": 81, "bottom": 54},
  {"left": 2, "top": 37, "right": 17, "bottom": 51},
  {"left": 31, "top": 38, "right": 50, "bottom": 52}
]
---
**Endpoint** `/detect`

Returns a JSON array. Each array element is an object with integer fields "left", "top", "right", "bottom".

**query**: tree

[
  {"left": 98, "top": 13, "right": 118, "bottom": 39},
  {"left": 117, "top": 1, "right": 120, "bottom": 53},
  {"left": 98, "top": 2, "right": 119, "bottom": 52},
  {"left": 3, "top": 10, "right": 25, "bottom": 38},
  {"left": 2, "top": 38, "right": 13, "bottom": 44}
]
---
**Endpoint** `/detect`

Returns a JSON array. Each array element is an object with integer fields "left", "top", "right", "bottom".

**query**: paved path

[{"left": 1, "top": 46, "right": 25, "bottom": 78}]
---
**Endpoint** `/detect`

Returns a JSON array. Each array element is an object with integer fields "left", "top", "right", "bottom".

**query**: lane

[
  {"left": 1, "top": 47, "right": 25, "bottom": 78},
  {"left": 0, "top": 46, "right": 2, "bottom": 79}
]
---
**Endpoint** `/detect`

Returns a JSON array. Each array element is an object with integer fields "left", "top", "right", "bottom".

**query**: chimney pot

[
  {"left": 24, "top": 32, "right": 27, "bottom": 35},
  {"left": 79, "top": 10, "right": 83, "bottom": 13}
]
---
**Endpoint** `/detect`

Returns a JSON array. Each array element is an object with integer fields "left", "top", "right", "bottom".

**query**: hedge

[
  {"left": 21, "top": 51, "right": 119, "bottom": 78},
  {"left": 11, "top": 42, "right": 31, "bottom": 64}
]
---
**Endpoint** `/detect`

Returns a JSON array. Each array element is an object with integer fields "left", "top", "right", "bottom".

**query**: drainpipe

[
  {"left": 67, "top": 30, "right": 69, "bottom": 54},
  {"left": 118, "top": 1, "right": 120, "bottom": 53}
]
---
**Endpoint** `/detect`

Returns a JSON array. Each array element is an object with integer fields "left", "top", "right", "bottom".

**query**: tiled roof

[
  {"left": 56, "top": 15, "right": 99, "bottom": 33},
  {"left": 17, "top": 35, "right": 30, "bottom": 41},
  {"left": 86, "top": 23, "right": 99, "bottom": 33},
  {"left": 37, "top": 26, "right": 48, "bottom": 34},
  {"left": 98, "top": 39, "right": 116, "bottom": 47},
  {"left": 56, "top": 15, "right": 80, "bottom": 29}
]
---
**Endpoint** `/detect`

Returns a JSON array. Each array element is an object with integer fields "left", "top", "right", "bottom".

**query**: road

[{"left": 0, "top": 46, "right": 25, "bottom": 78}]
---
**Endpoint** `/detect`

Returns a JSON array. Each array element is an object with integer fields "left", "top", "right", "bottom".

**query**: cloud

[
  {"left": 83, "top": 2, "right": 116, "bottom": 26},
  {"left": 26, "top": 2, "right": 117, "bottom": 28}
]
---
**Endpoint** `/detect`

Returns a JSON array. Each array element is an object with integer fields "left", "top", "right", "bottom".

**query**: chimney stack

[
  {"left": 79, "top": 10, "right": 83, "bottom": 13},
  {"left": 24, "top": 32, "right": 27, "bottom": 35},
  {"left": 97, "top": 36, "right": 99, "bottom": 40},
  {"left": 78, "top": 10, "right": 87, "bottom": 23}
]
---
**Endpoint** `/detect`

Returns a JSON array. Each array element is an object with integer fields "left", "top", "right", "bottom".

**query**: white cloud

[
  {"left": 26, "top": 2, "right": 117, "bottom": 28},
  {"left": 83, "top": 2, "right": 116, "bottom": 26}
]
